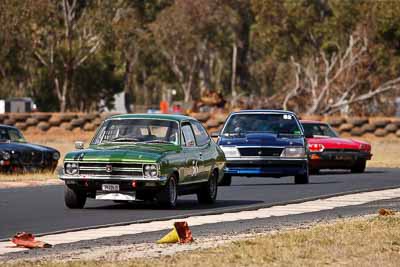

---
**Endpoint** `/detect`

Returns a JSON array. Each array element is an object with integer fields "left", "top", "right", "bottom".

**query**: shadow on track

[
  {"left": 230, "top": 181, "right": 341, "bottom": 187},
  {"left": 313, "top": 169, "right": 386, "bottom": 176},
  {"left": 85, "top": 199, "right": 263, "bottom": 210}
]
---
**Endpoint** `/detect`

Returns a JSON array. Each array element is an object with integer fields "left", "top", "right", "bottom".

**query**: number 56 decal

[{"left": 191, "top": 160, "right": 199, "bottom": 176}]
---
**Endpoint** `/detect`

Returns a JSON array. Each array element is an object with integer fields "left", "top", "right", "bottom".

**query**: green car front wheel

[
  {"left": 64, "top": 185, "right": 86, "bottom": 209},
  {"left": 157, "top": 175, "right": 178, "bottom": 208},
  {"left": 197, "top": 170, "right": 218, "bottom": 204}
]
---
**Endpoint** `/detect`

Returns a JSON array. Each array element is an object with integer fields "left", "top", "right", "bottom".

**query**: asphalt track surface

[{"left": 1, "top": 167, "right": 400, "bottom": 240}]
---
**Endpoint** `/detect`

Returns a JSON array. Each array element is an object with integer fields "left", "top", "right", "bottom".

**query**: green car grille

[{"left": 73, "top": 162, "right": 143, "bottom": 176}]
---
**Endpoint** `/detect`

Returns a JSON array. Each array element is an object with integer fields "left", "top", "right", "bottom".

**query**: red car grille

[{"left": 324, "top": 149, "right": 360, "bottom": 153}]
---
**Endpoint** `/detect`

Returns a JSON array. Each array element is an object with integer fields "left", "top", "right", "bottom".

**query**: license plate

[
  {"left": 102, "top": 184, "right": 120, "bottom": 192},
  {"left": 96, "top": 193, "right": 136, "bottom": 201},
  {"left": 335, "top": 155, "right": 353, "bottom": 160}
]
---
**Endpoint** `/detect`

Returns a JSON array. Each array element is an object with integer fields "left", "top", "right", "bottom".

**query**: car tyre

[
  {"left": 64, "top": 185, "right": 86, "bottom": 209},
  {"left": 309, "top": 168, "right": 320, "bottom": 175},
  {"left": 295, "top": 168, "right": 309, "bottom": 184},
  {"left": 219, "top": 174, "right": 232, "bottom": 186},
  {"left": 197, "top": 170, "right": 218, "bottom": 204},
  {"left": 351, "top": 160, "right": 366, "bottom": 173},
  {"left": 157, "top": 175, "right": 178, "bottom": 208}
]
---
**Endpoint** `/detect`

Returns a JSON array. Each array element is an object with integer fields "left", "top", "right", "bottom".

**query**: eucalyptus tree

[{"left": 150, "top": 0, "right": 239, "bottom": 102}]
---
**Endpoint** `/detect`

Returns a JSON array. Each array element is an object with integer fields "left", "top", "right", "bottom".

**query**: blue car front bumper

[{"left": 224, "top": 158, "right": 308, "bottom": 177}]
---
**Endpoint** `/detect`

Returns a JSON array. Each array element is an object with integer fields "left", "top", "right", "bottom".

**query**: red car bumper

[{"left": 308, "top": 150, "right": 372, "bottom": 170}]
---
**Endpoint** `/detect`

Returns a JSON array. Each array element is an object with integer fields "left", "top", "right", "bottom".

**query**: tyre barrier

[
  {"left": 350, "top": 127, "right": 364, "bottom": 136},
  {"left": 348, "top": 117, "right": 368, "bottom": 127},
  {"left": 327, "top": 117, "right": 346, "bottom": 127},
  {"left": 361, "top": 123, "right": 376, "bottom": 133},
  {"left": 372, "top": 119, "right": 391, "bottom": 128},
  {"left": 374, "top": 128, "right": 387, "bottom": 137},
  {"left": 385, "top": 123, "right": 398, "bottom": 133},
  {"left": 26, "top": 117, "right": 39, "bottom": 126},
  {"left": 0, "top": 112, "right": 399, "bottom": 138},
  {"left": 339, "top": 123, "right": 353, "bottom": 133}
]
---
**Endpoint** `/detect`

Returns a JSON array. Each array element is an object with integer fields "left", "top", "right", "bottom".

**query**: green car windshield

[
  {"left": 222, "top": 113, "right": 302, "bottom": 136},
  {"left": 92, "top": 119, "right": 180, "bottom": 145},
  {"left": 0, "top": 127, "right": 26, "bottom": 143}
]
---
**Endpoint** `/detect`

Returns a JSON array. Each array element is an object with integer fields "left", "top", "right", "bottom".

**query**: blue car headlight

[
  {"left": 220, "top": 146, "right": 240, "bottom": 158},
  {"left": 281, "top": 147, "right": 306, "bottom": 158}
]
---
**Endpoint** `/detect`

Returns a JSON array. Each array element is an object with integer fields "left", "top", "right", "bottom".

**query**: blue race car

[{"left": 213, "top": 110, "right": 309, "bottom": 186}]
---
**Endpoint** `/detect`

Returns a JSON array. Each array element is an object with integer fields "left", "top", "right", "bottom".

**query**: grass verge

[
  {"left": 4, "top": 215, "right": 400, "bottom": 266},
  {"left": 0, "top": 172, "right": 56, "bottom": 182}
]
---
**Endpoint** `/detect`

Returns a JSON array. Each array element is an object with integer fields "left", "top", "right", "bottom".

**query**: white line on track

[{"left": 1, "top": 187, "right": 400, "bottom": 256}]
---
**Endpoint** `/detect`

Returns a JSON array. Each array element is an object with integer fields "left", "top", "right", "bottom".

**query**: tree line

[{"left": 0, "top": 0, "right": 399, "bottom": 115}]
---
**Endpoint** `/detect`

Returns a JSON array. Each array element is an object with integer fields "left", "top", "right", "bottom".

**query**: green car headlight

[
  {"left": 143, "top": 164, "right": 158, "bottom": 178},
  {"left": 281, "top": 147, "right": 306, "bottom": 158},
  {"left": 65, "top": 163, "right": 79, "bottom": 175}
]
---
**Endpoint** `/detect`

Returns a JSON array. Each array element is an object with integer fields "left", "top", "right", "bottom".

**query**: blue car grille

[
  {"left": 226, "top": 162, "right": 303, "bottom": 168},
  {"left": 238, "top": 147, "right": 283, "bottom": 157}
]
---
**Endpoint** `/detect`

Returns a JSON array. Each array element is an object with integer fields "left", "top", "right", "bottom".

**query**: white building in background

[{"left": 0, "top": 98, "right": 37, "bottom": 113}]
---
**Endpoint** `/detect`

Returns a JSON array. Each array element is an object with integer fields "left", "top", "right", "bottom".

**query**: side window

[
  {"left": 191, "top": 121, "right": 210, "bottom": 146},
  {"left": 181, "top": 124, "right": 196, "bottom": 147},
  {"left": 8, "top": 129, "right": 25, "bottom": 142}
]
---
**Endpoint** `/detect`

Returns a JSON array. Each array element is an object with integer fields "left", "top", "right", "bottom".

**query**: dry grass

[
  {"left": 0, "top": 172, "right": 56, "bottom": 182},
  {"left": 4, "top": 215, "right": 400, "bottom": 266},
  {"left": 368, "top": 139, "right": 400, "bottom": 168}
]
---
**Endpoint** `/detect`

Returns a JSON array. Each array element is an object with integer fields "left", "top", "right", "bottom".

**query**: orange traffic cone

[
  {"left": 157, "top": 221, "right": 194, "bottom": 244},
  {"left": 11, "top": 232, "right": 52, "bottom": 249}
]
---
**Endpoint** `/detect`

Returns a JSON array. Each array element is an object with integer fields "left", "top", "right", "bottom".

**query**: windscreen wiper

[
  {"left": 277, "top": 132, "right": 302, "bottom": 138},
  {"left": 110, "top": 137, "right": 140, "bottom": 142},
  {"left": 144, "top": 140, "right": 173, "bottom": 144}
]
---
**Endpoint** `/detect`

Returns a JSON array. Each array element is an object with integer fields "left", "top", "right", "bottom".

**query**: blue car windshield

[{"left": 222, "top": 113, "right": 302, "bottom": 136}]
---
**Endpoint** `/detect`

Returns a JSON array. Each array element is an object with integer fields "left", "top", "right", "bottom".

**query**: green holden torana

[{"left": 59, "top": 114, "right": 226, "bottom": 209}]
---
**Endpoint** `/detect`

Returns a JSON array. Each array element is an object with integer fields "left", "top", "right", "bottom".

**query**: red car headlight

[{"left": 308, "top": 144, "right": 325, "bottom": 152}]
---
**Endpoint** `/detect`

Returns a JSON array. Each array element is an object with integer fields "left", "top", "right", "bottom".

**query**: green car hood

[{"left": 64, "top": 143, "right": 181, "bottom": 163}]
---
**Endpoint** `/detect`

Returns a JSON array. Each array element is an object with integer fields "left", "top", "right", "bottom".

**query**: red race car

[{"left": 301, "top": 120, "right": 372, "bottom": 174}]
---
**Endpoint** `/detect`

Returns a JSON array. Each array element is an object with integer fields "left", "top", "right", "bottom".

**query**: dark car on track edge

[{"left": 0, "top": 124, "right": 60, "bottom": 173}]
